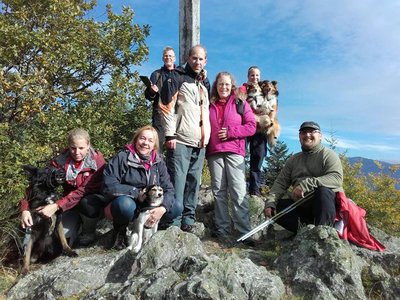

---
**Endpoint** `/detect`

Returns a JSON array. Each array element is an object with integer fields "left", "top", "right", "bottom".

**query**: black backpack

[{"left": 236, "top": 99, "right": 244, "bottom": 116}]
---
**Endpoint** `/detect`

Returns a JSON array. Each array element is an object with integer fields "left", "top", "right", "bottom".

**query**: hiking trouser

[
  {"left": 276, "top": 187, "right": 336, "bottom": 232},
  {"left": 208, "top": 153, "right": 251, "bottom": 236},
  {"left": 166, "top": 143, "right": 205, "bottom": 227},
  {"left": 77, "top": 194, "right": 107, "bottom": 218},
  {"left": 248, "top": 132, "right": 267, "bottom": 195},
  {"left": 110, "top": 195, "right": 182, "bottom": 229}
]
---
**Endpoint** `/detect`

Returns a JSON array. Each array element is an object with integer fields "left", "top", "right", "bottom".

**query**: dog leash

[{"left": 22, "top": 227, "right": 32, "bottom": 256}]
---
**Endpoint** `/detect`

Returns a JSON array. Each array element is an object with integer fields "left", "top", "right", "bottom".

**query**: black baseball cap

[{"left": 299, "top": 121, "right": 320, "bottom": 131}]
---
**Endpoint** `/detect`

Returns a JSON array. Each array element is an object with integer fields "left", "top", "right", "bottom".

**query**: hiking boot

[
  {"left": 110, "top": 225, "right": 129, "bottom": 250},
  {"left": 158, "top": 222, "right": 171, "bottom": 231},
  {"left": 78, "top": 232, "right": 97, "bottom": 246},
  {"left": 180, "top": 224, "right": 194, "bottom": 233},
  {"left": 112, "top": 230, "right": 130, "bottom": 250},
  {"left": 241, "top": 237, "right": 258, "bottom": 247},
  {"left": 79, "top": 215, "right": 99, "bottom": 246},
  {"left": 211, "top": 230, "right": 237, "bottom": 247}
]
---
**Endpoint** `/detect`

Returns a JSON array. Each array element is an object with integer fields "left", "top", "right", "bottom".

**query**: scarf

[{"left": 126, "top": 144, "right": 156, "bottom": 171}]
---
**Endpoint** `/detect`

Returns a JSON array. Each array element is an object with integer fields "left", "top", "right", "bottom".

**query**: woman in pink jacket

[{"left": 207, "top": 72, "right": 256, "bottom": 246}]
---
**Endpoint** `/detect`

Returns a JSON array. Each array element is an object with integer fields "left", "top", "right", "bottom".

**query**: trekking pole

[{"left": 237, "top": 195, "right": 310, "bottom": 242}]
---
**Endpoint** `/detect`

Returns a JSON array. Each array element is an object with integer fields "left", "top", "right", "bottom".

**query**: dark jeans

[
  {"left": 248, "top": 132, "right": 267, "bottom": 195},
  {"left": 110, "top": 195, "right": 183, "bottom": 230},
  {"left": 152, "top": 108, "right": 165, "bottom": 148},
  {"left": 77, "top": 194, "right": 108, "bottom": 218},
  {"left": 276, "top": 187, "right": 336, "bottom": 233}
]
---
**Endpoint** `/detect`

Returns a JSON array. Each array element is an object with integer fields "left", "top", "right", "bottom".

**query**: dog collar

[{"left": 44, "top": 194, "right": 56, "bottom": 205}]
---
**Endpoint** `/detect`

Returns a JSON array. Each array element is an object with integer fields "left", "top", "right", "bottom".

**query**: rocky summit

[{"left": 7, "top": 188, "right": 400, "bottom": 300}]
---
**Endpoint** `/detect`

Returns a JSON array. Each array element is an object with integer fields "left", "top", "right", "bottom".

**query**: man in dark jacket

[{"left": 144, "top": 46, "right": 176, "bottom": 147}]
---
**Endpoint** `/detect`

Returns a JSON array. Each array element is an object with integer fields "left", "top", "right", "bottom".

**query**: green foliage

[
  {"left": 263, "top": 141, "right": 292, "bottom": 188},
  {"left": 361, "top": 266, "right": 385, "bottom": 299},
  {"left": 341, "top": 156, "right": 400, "bottom": 236},
  {"left": 0, "top": 0, "right": 152, "bottom": 266},
  {"left": 325, "top": 130, "right": 340, "bottom": 152},
  {"left": 202, "top": 159, "right": 211, "bottom": 186}
]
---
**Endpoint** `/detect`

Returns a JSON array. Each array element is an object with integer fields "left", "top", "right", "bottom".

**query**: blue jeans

[
  {"left": 77, "top": 193, "right": 108, "bottom": 218},
  {"left": 110, "top": 195, "right": 182, "bottom": 229},
  {"left": 166, "top": 143, "right": 205, "bottom": 226},
  {"left": 248, "top": 132, "right": 267, "bottom": 195},
  {"left": 152, "top": 108, "right": 165, "bottom": 148}
]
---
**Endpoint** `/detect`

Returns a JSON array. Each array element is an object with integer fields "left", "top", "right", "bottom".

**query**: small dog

[
  {"left": 21, "top": 165, "right": 78, "bottom": 274},
  {"left": 127, "top": 185, "right": 164, "bottom": 253},
  {"left": 259, "top": 80, "right": 281, "bottom": 147},
  {"left": 246, "top": 82, "right": 265, "bottom": 113},
  {"left": 259, "top": 80, "right": 279, "bottom": 119},
  {"left": 244, "top": 80, "right": 281, "bottom": 148}
]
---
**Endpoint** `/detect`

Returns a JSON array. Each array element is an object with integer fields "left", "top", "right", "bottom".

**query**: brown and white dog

[
  {"left": 244, "top": 80, "right": 281, "bottom": 148},
  {"left": 127, "top": 185, "right": 164, "bottom": 253}
]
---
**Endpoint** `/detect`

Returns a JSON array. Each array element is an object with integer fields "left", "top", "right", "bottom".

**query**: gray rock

[
  {"left": 8, "top": 250, "right": 130, "bottom": 299},
  {"left": 8, "top": 186, "right": 400, "bottom": 300},
  {"left": 130, "top": 226, "right": 207, "bottom": 276},
  {"left": 275, "top": 225, "right": 368, "bottom": 300},
  {"left": 174, "top": 254, "right": 284, "bottom": 300}
]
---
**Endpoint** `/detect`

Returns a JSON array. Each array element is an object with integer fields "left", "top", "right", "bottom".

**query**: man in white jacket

[{"left": 160, "top": 45, "right": 210, "bottom": 232}]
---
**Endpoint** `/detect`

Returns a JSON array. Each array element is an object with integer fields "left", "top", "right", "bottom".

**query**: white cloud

[
  {"left": 98, "top": 0, "right": 400, "bottom": 162},
  {"left": 335, "top": 138, "right": 399, "bottom": 152}
]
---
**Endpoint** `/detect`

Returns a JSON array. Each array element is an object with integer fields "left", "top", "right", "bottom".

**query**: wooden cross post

[{"left": 179, "top": 0, "right": 200, "bottom": 65}]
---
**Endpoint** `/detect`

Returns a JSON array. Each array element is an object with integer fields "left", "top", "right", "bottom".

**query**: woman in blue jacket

[{"left": 103, "top": 125, "right": 181, "bottom": 249}]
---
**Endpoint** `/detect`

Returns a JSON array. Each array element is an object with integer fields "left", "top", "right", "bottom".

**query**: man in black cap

[{"left": 263, "top": 121, "right": 344, "bottom": 232}]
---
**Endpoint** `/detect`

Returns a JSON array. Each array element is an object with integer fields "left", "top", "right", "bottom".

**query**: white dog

[{"left": 127, "top": 185, "right": 164, "bottom": 253}]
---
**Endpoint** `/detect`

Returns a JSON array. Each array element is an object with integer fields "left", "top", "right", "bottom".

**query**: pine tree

[{"left": 263, "top": 141, "right": 292, "bottom": 188}]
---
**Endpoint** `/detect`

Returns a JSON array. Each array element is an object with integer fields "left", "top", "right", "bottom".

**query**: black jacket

[{"left": 102, "top": 147, "right": 175, "bottom": 212}]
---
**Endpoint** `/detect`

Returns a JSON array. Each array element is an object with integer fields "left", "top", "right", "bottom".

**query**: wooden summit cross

[{"left": 179, "top": 0, "right": 200, "bottom": 65}]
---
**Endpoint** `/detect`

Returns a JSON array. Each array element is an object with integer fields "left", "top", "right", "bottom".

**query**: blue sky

[{"left": 93, "top": 1, "right": 400, "bottom": 163}]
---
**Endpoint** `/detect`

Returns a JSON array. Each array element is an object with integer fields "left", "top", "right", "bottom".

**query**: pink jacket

[{"left": 207, "top": 93, "right": 256, "bottom": 157}]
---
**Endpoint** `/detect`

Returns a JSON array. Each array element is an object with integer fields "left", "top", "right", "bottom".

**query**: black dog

[{"left": 21, "top": 165, "right": 78, "bottom": 274}]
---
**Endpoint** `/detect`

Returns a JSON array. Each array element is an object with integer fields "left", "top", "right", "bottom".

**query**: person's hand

[
  {"left": 36, "top": 203, "right": 59, "bottom": 218},
  {"left": 150, "top": 84, "right": 159, "bottom": 94},
  {"left": 291, "top": 185, "right": 304, "bottom": 201},
  {"left": 218, "top": 127, "right": 228, "bottom": 141},
  {"left": 165, "top": 139, "right": 176, "bottom": 150},
  {"left": 264, "top": 207, "right": 275, "bottom": 218},
  {"left": 21, "top": 210, "right": 33, "bottom": 229},
  {"left": 144, "top": 206, "right": 167, "bottom": 228}
]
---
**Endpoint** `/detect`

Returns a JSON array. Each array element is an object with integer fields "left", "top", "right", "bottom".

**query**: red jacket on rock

[{"left": 335, "top": 192, "right": 385, "bottom": 252}]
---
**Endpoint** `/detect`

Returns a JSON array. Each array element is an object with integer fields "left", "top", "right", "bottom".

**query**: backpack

[{"left": 236, "top": 99, "right": 244, "bottom": 116}]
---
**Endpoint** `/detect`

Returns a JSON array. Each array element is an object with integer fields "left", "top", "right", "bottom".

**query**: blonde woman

[
  {"left": 20, "top": 128, "right": 106, "bottom": 246},
  {"left": 103, "top": 125, "right": 180, "bottom": 249}
]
